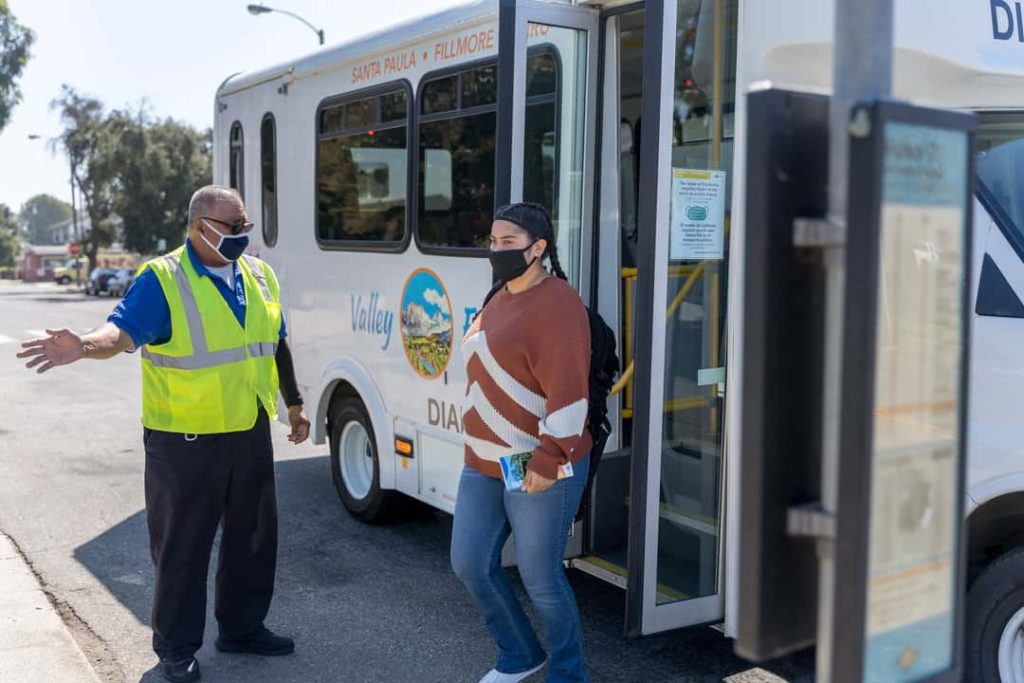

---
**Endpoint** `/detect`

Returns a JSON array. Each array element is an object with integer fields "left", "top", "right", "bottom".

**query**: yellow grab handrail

[{"left": 610, "top": 262, "right": 707, "bottom": 397}]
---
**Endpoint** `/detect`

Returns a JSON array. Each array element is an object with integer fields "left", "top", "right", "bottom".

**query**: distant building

[{"left": 21, "top": 244, "right": 69, "bottom": 283}]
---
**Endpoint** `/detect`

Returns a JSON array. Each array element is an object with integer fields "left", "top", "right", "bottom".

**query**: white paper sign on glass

[{"left": 670, "top": 168, "right": 727, "bottom": 260}]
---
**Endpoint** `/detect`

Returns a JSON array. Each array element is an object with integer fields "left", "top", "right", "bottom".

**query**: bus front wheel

[
  {"left": 328, "top": 396, "right": 401, "bottom": 523},
  {"left": 966, "top": 545, "right": 1024, "bottom": 682}
]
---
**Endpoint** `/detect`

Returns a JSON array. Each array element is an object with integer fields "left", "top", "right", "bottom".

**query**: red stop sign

[{"left": 68, "top": 243, "right": 80, "bottom": 256}]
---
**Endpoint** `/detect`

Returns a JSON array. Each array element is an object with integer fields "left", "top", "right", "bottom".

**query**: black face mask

[{"left": 489, "top": 241, "right": 538, "bottom": 283}]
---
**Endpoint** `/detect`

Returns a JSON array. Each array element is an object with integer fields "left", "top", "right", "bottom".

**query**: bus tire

[
  {"left": 328, "top": 396, "right": 401, "bottom": 523},
  {"left": 965, "top": 545, "right": 1024, "bottom": 682}
]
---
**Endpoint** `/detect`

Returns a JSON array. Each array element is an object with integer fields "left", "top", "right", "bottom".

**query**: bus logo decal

[
  {"left": 400, "top": 268, "right": 454, "bottom": 379},
  {"left": 351, "top": 291, "right": 394, "bottom": 350}
]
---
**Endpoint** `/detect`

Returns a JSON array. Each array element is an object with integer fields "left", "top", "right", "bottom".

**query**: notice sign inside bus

[{"left": 669, "top": 168, "right": 726, "bottom": 260}]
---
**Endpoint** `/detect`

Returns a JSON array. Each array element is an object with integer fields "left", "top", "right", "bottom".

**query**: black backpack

[{"left": 480, "top": 282, "right": 620, "bottom": 513}]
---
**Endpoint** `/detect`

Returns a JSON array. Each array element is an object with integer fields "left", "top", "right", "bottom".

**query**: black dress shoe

[
  {"left": 160, "top": 657, "right": 200, "bottom": 682},
  {"left": 215, "top": 627, "right": 295, "bottom": 656}
]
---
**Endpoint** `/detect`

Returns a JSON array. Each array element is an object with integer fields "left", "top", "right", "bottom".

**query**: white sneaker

[{"left": 477, "top": 659, "right": 547, "bottom": 683}]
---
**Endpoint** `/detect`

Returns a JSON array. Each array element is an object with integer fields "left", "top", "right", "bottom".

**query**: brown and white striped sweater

[{"left": 461, "top": 277, "right": 593, "bottom": 480}]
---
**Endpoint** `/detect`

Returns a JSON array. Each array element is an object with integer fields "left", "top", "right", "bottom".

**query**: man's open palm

[{"left": 17, "top": 329, "right": 85, "bottom": 373}]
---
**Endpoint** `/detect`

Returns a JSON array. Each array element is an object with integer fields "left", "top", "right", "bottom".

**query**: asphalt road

[{"left": 0, "top": 280, "right": 815, "bottom": 683}]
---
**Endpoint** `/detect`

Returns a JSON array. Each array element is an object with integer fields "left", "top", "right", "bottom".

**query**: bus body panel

[{"left": 212, "top": 0, "right": 1024, "bottom": 647}]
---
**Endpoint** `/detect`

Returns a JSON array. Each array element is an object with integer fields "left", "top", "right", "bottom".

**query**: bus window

[
  {"left": 418, "top": 63, "right": 498, "bottom": 250},
  {"left": 316, "top": 86, "right": 410, "bottom": 247},
  {"left": 260, "top": 113, "right": 278, "bottom": 247},
  {"left": 977, "top": 115, "right": 1024, "bottom": 246},
  {"left": 522, "top": 50, "right": 559, "bottom": 219},
  {"left": 229, "top": 121, "right": 244, "bottom": 200}
]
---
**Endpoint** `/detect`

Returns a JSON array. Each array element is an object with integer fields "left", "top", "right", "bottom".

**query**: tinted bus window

[
  {"left": 229, "top": 122, "right": 244, "bottom": 199},
  {"left": 260, "top": 114, "right": 278, "bottom": 247},
  {"left": 316, "top": 87, "right": 409, "bottom": 246}
]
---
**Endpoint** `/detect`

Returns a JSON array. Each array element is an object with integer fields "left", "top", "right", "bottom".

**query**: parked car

[
  {"left": 53, "top": 258, "right": 86, "bottom": 285},
  {"left": 84, "top": 268, "right": 117, "bottom": 296},
  {"left": 107, "top": 269, "right": 135, "bottom": 297}
]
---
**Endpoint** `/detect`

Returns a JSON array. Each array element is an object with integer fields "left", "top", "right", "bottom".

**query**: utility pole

[{"left": 816, "top": 1, "right": 893, "bottom": 680}]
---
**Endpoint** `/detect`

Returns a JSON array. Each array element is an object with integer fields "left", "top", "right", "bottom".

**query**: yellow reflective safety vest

[{"left": 138, "top": 245, "right": 282, "bottom": 434}]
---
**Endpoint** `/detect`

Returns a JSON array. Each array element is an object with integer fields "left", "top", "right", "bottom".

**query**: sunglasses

[{"left": 200, "top": 216, "right": 254, "bottom": 235}]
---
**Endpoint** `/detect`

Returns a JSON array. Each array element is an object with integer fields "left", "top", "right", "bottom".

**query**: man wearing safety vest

[{"left": 18, "top": 186, "right": 309, "bottom": 683}]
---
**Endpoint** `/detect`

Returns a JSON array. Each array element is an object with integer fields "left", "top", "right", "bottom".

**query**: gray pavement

[{"left": 0, "top": 280, "right": 815, "bottom": 682}]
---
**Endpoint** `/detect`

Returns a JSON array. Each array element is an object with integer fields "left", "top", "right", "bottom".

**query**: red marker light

[{"left": 368, "top": 129, "right": 376, "bottom": 136}]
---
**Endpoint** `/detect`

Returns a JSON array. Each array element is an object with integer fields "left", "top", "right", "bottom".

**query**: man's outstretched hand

[{"left": 17, "top": 328, "right": 86, "bottom": 373}]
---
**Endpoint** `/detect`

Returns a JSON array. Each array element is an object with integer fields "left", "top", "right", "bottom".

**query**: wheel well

[
  {"left": 324, "top": 381, "right": 360, "bottom": 434},
  {"left": 968, "top": 492, "right": 1024, "bottom": 585}
]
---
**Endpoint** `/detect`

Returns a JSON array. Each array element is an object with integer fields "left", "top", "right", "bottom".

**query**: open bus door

[
  {"left": 498, "top": 0, "right": 738, "bottom": 636},
  {"left": 495, "top": 0, "right": 600, "bottom": 560},
  {"left": 617, "top": 0, "right": 738, "bottom": 637}
]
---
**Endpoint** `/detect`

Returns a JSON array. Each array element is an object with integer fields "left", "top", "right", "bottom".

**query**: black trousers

[{"left": 144, "top": 410, "right": 278, "bottom": 661}]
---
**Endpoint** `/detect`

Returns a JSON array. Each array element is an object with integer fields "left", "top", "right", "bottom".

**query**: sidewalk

[{"left": 0, "top": 532, "right": 101, "bottom": 683}]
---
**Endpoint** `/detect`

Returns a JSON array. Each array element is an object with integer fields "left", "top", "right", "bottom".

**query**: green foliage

[
  {"left": 109, "top": 108, "right": 212, "bottom": 255},
  {"left": 51, "top": 86, "right": 118, "bottom": 271},
  {"left": 0, "top": 202, "right": 20, "bottom": 267},
  {"left": 49, "top": 87, "right": 212, "bottom": 268},
  {"left": 0, "top": 0, "right": 34, "bottom": 133},
  {"left": 19, "top": 194, "right": 72, "bottom": 244}
]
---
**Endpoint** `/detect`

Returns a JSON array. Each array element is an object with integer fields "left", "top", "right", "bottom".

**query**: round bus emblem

[{"left": 399, "top": 268, "right": 454, "bottom": 379}]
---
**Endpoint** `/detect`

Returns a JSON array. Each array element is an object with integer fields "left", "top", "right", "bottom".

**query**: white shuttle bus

[{"left": 214, "top": 0, "right": 1024, "bottom": 677}]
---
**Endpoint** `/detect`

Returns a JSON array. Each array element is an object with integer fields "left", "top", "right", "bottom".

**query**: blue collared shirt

[{"left": 108, "top": 239, "right": 287, "bottom": 349}]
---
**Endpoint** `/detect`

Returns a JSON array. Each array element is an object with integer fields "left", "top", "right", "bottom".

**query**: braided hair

[{"left": 493, "top": 202, "right": 568, "bottom": 282}]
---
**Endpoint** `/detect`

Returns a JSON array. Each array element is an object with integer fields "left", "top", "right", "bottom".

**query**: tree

[
  {"left": 110, "top": 107, "right": 212, "bottom": 255},
  {"left": 0, "top": 203, "right": 20, "bottom": 267},
  {"left": 51, "top": 86, "right": 118, "bottom": 273},
  {"left": 0, "top": 0, "right": 34, "bottom": 133},
  {"left": 19, "top": 194, "right": 72, "bottom": 244}
]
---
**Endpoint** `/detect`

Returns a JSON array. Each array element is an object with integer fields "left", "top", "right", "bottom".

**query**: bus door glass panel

[
  {"left": 587, "top": 9, "right": 645, "bottom": 575},
  {"left": 522, "top": 25, "right": 588, "bottom": 288},
  {"left": 651, "top": 0, "right": 738, "bottom": 607}
]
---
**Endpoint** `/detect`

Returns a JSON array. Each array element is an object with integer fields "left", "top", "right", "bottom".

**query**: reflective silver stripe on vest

[
  {"left": 142, "top": 254, "right": 277, "bottom": 370},
  {"left": 163, "top": 253, "right": 208, "bottom": 354},
  {"left": 141, "top": 343, "right": 277, "bottom": 370},
  {"left": 141, "top": 345, "right": 248, "bottom": 370},
  {"left": 242, "top": 255, "right": 272, "bottom": 302},
  {"left": 247, "top": 341, "right": 278, "bottom": 358}
]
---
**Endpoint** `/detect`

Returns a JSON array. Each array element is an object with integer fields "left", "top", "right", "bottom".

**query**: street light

[{"left": 246, "top": 4, "right": 324, "bottom": 45}]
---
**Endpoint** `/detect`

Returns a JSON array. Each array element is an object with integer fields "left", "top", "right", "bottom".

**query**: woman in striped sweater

[{"left": 451, "top": 203, "right": 593, "bottom": 683}]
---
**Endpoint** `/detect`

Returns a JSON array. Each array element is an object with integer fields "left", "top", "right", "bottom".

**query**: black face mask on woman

[{"left": 489, "top": 241, "right": 539, "bottom": 283}]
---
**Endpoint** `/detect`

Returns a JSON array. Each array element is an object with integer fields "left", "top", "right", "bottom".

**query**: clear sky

[{"left": 0, "top": 0, "right": 467, "bottom": 213}]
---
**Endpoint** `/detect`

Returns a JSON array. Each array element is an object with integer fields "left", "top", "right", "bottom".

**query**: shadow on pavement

[{"left": 74, "top": 454, "right": 813, "bottom": 682}]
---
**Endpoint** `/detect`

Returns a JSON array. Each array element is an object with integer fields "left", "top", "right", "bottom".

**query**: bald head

[{"left": 188, "top": 185, "right": 243, "bottom": 226}]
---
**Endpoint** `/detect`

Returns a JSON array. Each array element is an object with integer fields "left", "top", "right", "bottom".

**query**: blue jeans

[{"left": 451, "top": 456, "right": 590, "bottom": 683}]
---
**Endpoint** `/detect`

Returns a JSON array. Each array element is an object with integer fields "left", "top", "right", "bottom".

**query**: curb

[{"left": 0, "top": 532, "right": 103, "bottom": 683}]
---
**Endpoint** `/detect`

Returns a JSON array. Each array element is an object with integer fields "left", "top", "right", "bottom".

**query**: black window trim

[
  {"left": 975, "top": 110, "right": 1024, "bottom": 264},
  {"left": 314, "top": 79, "right": 415, "bottom": 254},
  {"left": 229, "top": 120, "right": 245, "bottom": 200},
  {"left": 414, "top": 57, "right": 501, "bottom": 258},
  {"left": 260, "top": 112, "right": 279, "bottom": 248}
]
